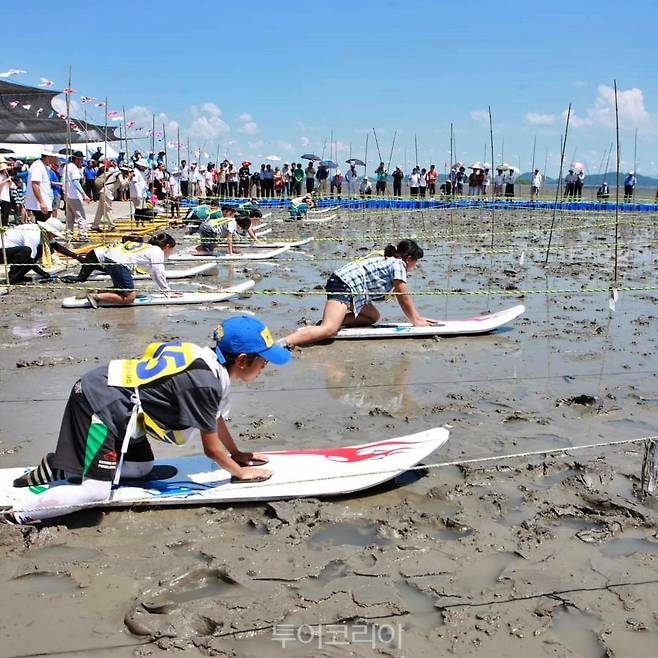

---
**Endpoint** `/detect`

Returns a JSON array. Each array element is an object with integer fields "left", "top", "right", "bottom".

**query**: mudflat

[{"left": 1, "top": 205, "right": 657, "bottom": 657}]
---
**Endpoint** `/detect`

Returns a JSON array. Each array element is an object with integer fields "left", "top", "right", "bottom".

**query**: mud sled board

[
  {"left": 61, "top": 279, "right": 255, "bottom": 308},
  {"left": 335, "top": 305, "right": 525, "bottom": 339},
  {"left": 87, "top": 262, "right": 217, "bottom": 281},
  {"left": 0, "top": 428, "right": 448, "bottom": 510},
  {"left": 169, "top": 246, "right": 291, "bottom": 262}
]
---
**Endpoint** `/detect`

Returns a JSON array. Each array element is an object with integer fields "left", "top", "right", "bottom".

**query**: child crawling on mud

[
  {"left": 283, "top": 239, "right": 437, "bottom": 347},
  {"left": 3, "top": 316, "right": 291, "bottom": 524}
]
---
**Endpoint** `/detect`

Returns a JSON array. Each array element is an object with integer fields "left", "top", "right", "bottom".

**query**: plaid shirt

[{"left": 334, "top": 256, "right": 407, "bottom": 315}]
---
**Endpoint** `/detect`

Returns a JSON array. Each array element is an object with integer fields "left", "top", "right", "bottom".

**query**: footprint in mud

[
  {"left": 125, "top": 567, "right": 241, "bottom": 638},
  {"left": 13, "top": 571, "right": 80, "bottom": 594}
]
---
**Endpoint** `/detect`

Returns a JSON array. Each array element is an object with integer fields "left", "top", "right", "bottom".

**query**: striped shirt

[{"left": 334, "top": 256, "right": 407, "bottom": 315}]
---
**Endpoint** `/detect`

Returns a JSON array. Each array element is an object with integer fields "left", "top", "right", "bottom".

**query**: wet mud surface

[{"left": 1, "top": 206, "right": 657, "bottom": 657}]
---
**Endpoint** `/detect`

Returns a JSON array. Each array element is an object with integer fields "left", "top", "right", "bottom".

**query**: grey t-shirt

[{"left": 81, "top": 360, "right": 230, "bottom": 440}]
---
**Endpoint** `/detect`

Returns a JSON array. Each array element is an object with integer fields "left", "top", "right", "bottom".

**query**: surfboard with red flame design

[{"left": 0, "top": 428, "right": 449, "bottom": 510}]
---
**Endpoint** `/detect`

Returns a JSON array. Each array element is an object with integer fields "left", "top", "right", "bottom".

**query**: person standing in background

[
  {"left": 305, "top": 161, "right": 316, "bottom": 194},
  {"left": 375, "top": 162, "right": 387, "bottom": 195},
  {"left": 25, "top": 149, "right": 57, "bottom": 221},
  {"left": 179, "top": 160, "right": 189, "bottom": 197},
  {"left": 293, "top": 163, "right": 304, "bottom": 196},
  {"left": 427, "top": 164, "right": 438, "bottom": 196},
  {"left": 83, "top": 160, "right": 98, "bottom": 201},
  {"left": 392, "top": 166, "right": 404, "bottom": 197},
  {"left": 64, "top": 150, "right": 92, "bottom": 239},
  {"left": 624, "top": 171, "right": 636, "bottom": 201},
  {"left": 530, "top": 168, "right": 542, "bottom": 201}
]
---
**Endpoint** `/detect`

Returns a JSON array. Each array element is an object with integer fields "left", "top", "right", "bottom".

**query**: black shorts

[
  {"left": 104, "top": 258, "right": 134, "bottom": 296},
  {"left": 52, "top": 380, "right": 154, "bottom": 481},
  {"left": 325, "top": 273, "right": 353, "bottom": 307}
]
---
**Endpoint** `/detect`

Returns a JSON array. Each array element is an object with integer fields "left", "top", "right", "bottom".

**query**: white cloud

[
  {"left": 470, "top": 109, "right": 489, "bottom": 124},
  {"left": 300, "top": 136, "right": 310, "bottom": 147},
  {"left": 237, "top": 113, "right": 252, "bottom": 122},
  {"left": 188, "top": 101, "right": 229, "bottom": 139},
  {"left": 524, "top": 112, "right": 557, "bottom": 126},
  {"left": 238, "top": 121, "right": 258, "bottom": 135},
  {"left": 248, "top": 140, "right": 264, "bottom": 149},
  {"left": 277, "top": 140, "right": 294, "bottom": 151},
  {"left": 589, "top": 84, "right": 651, "bottom": 129},
  {"left": 265, "top": 154, "right": 281, "bottom": 161}
]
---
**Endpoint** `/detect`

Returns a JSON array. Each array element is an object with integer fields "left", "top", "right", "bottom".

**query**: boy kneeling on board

[
  {"left": 286, "top": 194, "right": 315, "bottom": 221},
  {"left": 2, "top": 316, "right": 291, "bottom": 524},
  {"left": 192, "top": 209, "right": 261, "bottom": 256}
]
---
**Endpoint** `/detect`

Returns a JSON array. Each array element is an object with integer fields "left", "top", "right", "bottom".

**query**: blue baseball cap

[{"left": 213, "top": 316, "right": 291, "bottom": 366}]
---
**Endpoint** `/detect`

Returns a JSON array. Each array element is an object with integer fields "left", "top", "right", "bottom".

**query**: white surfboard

[
  {"left": 0, "top": 428, "right": 448, "bottom": 511},
  {"left": 334, "top": 305, "right": 525, "bottom": 339},
  {"left": 86, "top": 262, "right": 217, "bottom": 281},
  {"left": 309, "top": 205, "right": 340, "bottom": 214},
  {"left": 302, "top": 214, "right": 337, "bottom": 224},
  {"left": 219, "top": 237, "right": 313, "bottom": 249},
  {"left": 169, "top": 245, "right": 291, "bottom": 262},
  {"left": 61, "top": 279, "right": 255, "bottom": 308}
]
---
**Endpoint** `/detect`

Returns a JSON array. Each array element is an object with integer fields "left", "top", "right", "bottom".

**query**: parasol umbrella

[
  {"left": 346, "top": 158, "right": 366, "bottom": 167},
  {"left": 506, "top": 165, "right": 520, "bottom": 174},
  {"left": 0, "top": 148, "right": 14, "bottom": 154},
  {"left": 570, "top": 161, "right": 584, "bottom": 172},
  {"left": 452, "top": 161, "right": 465, "bottom": 170},
  {"left": 301, "top": 153, "right": 321, "bottom": 161},
  {"left": 497, "top": 163, "right": 512, "bottom": 170},
  {"left": 320, "top": 160, "right": 337, "bottom": 168},
  {"left": 482, "top": 161, "right": 491, "bottom": 169},
  {"left": 469, "top": 161, "right": 484, "bottom": 170}
]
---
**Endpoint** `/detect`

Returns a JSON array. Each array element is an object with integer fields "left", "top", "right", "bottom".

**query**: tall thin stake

[
  {"left": 489, "top": 107, "right": 495, "bottom": 248},
  {"left": 545, "top": 104, "right": 571, "bottom": 265},
  {"left": 386, "top": 130, "right": 397, "bottom": 174},
  {"left": 151, "top": 114, "right": 155, "bottom": 155},
  {"left": 123, "top": 105, "right": 132, "bottom": 222},
  {"left": 63, "top": 65, "right": 72, "bottom": 238},
  {"left": 614, "top": 81, "right": 621, "bottom": 283},
  {"left": 633, "top": 127, "right": 637, "bottom": 174},
  {"left": 372, "top": 128, "right": 383, "bottom": 164},
  {"left": 414, "top": 134, "right": 419, "bottom": 167}
]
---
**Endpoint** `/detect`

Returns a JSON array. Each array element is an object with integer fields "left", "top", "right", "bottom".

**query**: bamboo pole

[
  {"left": 372, "top": 128, "right": 383, "bottom": 164},
  {"left": 545, "top": 104, "right": 571, "bottom": 265},
  {"left": 613, "top": 81, "right": 620, "bottom": 283},
  {"left": 123, "top": 105, "right": 133, "bottom": 223},
  {"left": 488, "top": 107, "right": 495, "bottom": 248},
  {"left": 63, "top": 65, "right": 72, "bottom": 239}
]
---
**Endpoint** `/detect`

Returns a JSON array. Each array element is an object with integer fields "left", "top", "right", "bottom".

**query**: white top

[
  {"left": 105, "top": 242, "right": 170, "bottom": 291},
  {"left": 504, "top": 173, "right": 516, "bottom": 184},
  {"left": 494, "top": 174, "right": 504, "bottom": 186},
  {"left": 168, "top": 175, "right": 180, "bottom": 197},
  {"left": 129, "top": 168, "right": 148, "bottom": 199},
  {"left": 64, "top": 162, "right": 84, "bottom": 200},
  {"left": 419, "top": 173, "right": 427, "bottom": 186},
  {"left": 531, "top": 172, "right": 543, "bottom": 187},
  {"left": 179, "top": 165, "right": 189, "bottom": 182},
  {"left": 25, "top": 159, "right": 53, "bottom": 211},
  {"left": 204, "top": 171, "right": 213, "bottom": 188},
  {"left": 0, "top": 172, "right": 11, "bottom": 202},
  {"left": 3, "top": 224, "right": 42, "bottom": 257},
  {"left": 409, "top": 173, "right": 420, "bottom": 187}
]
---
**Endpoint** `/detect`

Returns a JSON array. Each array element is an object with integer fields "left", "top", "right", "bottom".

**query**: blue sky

[{"left": 3, "top": 0, "right": 657, "bottom": 175}]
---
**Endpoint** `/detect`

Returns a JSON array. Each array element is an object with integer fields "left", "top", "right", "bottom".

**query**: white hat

[
  {"left": 37, "top": 217, "right": 66, "bottom": 239},
  {"left": 135, "top": 158, "right": 149, "bottom": 168},
  {"left": 41, "top": 148, "right": 59, "bottom": 158}
]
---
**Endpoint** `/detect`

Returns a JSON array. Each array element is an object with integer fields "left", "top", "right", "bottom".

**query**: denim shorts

[
  {"left": 104, "top": 258, "right": 134, "bottom": 297},
  {"left": 325, "top": 273, "right": 353, "bottom": 308}
]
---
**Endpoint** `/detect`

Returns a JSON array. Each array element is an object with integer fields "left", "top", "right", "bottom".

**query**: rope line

[
  {"left": 2, "top": 281, "right": 657, "bottom": 297},
  {"left": 7, "top": 435, "right": 656, "bottom": 516}
]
